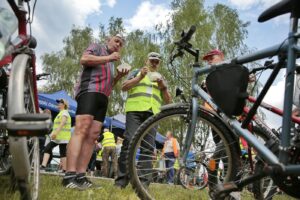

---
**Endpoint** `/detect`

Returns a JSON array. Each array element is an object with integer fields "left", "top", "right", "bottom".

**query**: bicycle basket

[{"left": 206, "top": 63, "right": 249, "bottom": 116}]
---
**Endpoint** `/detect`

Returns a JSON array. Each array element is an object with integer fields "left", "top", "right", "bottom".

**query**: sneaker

[
  {"left": 76, "top": 176, "right": 101, "bottom": 189},
  {"left": 62, "top": 176, "right": 86, "bottom": 190}
]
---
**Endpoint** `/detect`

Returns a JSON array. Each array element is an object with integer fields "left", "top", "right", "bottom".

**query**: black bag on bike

[{"left": 206, "top": 63, "right": 249, "bottom": 116}]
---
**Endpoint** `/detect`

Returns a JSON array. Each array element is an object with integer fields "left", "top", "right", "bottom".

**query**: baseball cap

[
  {"left": 202, "top": 49, "right": 224, "bottom": 60},
  {"left": 148, "top": 52, "right": 161, "bottom": 60},
  {"left": 115, "top": 33, "right": 125, "bottom": 42},
  {"left": 56, "top": 99, "right": 69, "bottom": 109}
]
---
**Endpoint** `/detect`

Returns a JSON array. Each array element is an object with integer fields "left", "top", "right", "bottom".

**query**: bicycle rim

[
  {"left": 127, "top": 106, "right": 240, "bottom": 200},
  {"left": 8, "top": 54, "right": 39, "bottom": 200}
]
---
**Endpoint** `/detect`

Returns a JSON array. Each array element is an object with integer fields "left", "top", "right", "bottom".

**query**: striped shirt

[{"left": 75, "top": 43, "right": 115, "bottom": 99}]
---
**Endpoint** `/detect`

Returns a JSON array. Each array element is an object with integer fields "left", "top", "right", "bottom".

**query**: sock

[
  {"left": 76, "top": 173, "right": 86, "bottom": 179},
  {"left": 64, "top": 171, "right": 76, "bottom": 179}
]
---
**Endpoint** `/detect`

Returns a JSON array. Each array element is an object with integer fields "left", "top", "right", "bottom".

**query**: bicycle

[
  {"left": 0, "top": 0, "right": 51, "bottom": 199},
  {"left": 127, "top": 0, "right": 300, "bottom": 199},
  {"left": 177, "top": 151, "right": 208, "bottom": 190}
]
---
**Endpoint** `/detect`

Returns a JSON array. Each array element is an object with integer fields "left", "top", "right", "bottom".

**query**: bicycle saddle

[{"left": 258, "top": 0, "right": 300, "bottom": 22}]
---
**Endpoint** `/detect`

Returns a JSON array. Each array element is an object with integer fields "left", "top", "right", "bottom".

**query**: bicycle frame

[
  {"left": 1, "top": 0, "right": 39, "bottom": 112},
  {"left": 184, "top": 17, "right": 300, "bottom": 175}
]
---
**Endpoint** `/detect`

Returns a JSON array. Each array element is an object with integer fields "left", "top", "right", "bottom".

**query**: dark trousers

[
  {"left": 115, "top": 111, "right": 155, "bottom": 187},
  {"left": 164, "top": 152, "right": 176, "bottom": 183}
]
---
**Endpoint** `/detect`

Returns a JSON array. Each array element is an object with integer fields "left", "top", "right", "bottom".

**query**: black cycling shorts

[{"left": 76, "top": 92, "right": 108, "bottom": 122}]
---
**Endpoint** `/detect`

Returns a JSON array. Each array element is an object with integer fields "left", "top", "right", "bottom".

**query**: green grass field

[{"left": 0, "top": 174, "right": 296, "bottom": 200}]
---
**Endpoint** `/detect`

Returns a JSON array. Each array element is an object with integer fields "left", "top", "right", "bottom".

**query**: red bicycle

[{"left": 0, "top": 0, "right": 51, "bottom": 199}]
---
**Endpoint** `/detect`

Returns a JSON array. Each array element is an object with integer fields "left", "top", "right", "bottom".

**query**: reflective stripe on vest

[
  {"left": 102, "top": 131, "right": 116, "bottom": 147},
  {"left": 53, "top": 110, "right": 71, "bottom": 141},
  {"left": 125, "top": 72, "right": 163, "bottom": 114}
]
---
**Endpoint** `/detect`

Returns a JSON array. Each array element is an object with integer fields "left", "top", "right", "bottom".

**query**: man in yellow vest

[
  {"left": 162, "top": 131, "right": 180, "bottom": 184},
  {"left": 115, "top": 52, "right": 172, "bottom": 188},
  {"left": 99, "top": 128, "right": 117, "bottom": 178}
]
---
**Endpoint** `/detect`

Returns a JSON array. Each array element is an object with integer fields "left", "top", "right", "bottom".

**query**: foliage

[{"left": 40, "top": 0, "right": 249, "bottom": 115}]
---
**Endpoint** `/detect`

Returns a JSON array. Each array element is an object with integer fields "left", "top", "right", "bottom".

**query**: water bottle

[{"left": 0, "top": 7, "right": 18, "bottom": 60}]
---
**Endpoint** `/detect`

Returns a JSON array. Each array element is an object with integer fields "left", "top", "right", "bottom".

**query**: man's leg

[
  {"left": 76, "top": 120, "right": 102, "bottom": 173},
  {"left": 66, "top": 115, "right": 93, "bottom": 172},
  {"left": 115, "top": 112, "right": 143, "bottom": 188}
]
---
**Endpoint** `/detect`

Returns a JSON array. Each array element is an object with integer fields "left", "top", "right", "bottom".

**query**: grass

[{"left": 0, "top": 174, "right": 297, "bottom": 200}]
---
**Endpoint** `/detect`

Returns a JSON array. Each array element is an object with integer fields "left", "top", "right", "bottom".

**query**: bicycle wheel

[
  {"left": 8, "top": 54, "right": 39, "bottom": 200},
  {"left": 127, "top": 104, "right": 241, "bottom": 200},
  {"left": 250, "top": 127, "right": 278, "bottom": 200}
]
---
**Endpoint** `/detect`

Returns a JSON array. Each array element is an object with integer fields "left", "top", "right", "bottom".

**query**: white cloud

[
  {"left": 228, "top": 0, "right": 281, "bottom": 10},
  {"left": 106, "top": 0, "right": 116, "bottom": 8},
  {"left": 125, "top": 1, "right": 172, "bottom": 32},
  {"left": 27, "top": 0, "right": 101, "bottom": 72}
]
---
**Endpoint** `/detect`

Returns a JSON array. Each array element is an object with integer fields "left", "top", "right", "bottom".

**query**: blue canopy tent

[{"left": 38, "top": 90, "right": 77, "bottom": 117}]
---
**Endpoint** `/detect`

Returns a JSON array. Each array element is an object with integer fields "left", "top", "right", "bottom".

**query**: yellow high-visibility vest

[
  {"left": 102, "top": 131, "right": 116, "bottom": 147},
  {"left": 125, "top": 72, "right": 163, "bottom": 114},
  {"left": 53, "top": 110, "right": 71, "bottom": 141}
]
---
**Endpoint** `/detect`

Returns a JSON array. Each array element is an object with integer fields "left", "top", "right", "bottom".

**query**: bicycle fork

[{"left": 182, "top": 97, "right": 198, "bottom": 165}]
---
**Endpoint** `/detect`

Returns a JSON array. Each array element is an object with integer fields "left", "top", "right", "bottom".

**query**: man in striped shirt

[{"left": 63, "top": 34, "right": 128, "bottom": 189}]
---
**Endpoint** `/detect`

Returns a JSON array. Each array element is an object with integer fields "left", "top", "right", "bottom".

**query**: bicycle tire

[
  {"left": 8, "top": 54, "right": 40, "bottom": 200},
  {"left": 251, "top": 126, "right": 278, "bottom": 200},
  {"left": 127, "top": 104, "right": 240, "bottom": 200}
]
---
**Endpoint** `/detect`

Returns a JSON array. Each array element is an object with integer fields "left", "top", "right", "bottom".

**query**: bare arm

[
  {"left": 80, "top": 52, "right": 120, "bottom": 66},
  {"left": 121, "top": 74, "right": 143, "bottom": 91},
  {"left": 113, "top": 68, "right": 130, "bottom": 87},
  {"left": 157, "top": 78, "right": 172, "bottom": 104},
  {"left": 121, "top": 67, "right": 148, "bottom": 91},
  {"left": 161, "top": 88, "right": 172, "bottom": 104}
]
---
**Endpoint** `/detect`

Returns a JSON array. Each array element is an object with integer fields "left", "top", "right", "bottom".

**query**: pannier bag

[{"left": 206, "top": 63, "right": 249, "bottom": 116}]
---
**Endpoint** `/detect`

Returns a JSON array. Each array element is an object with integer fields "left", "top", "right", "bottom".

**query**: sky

[{"left": 2, "top": 0, "right": 297, "bottom": 128}]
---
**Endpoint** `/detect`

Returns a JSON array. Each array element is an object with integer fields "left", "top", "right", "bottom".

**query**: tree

[
  {"left": 156, "top": 0, "right": 249, "bottom": 94},
  {"left": 41, "top": 26, "right": 94, "bottom": 95}
]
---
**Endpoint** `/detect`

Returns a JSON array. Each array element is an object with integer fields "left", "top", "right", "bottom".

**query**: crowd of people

[{"left": 38, "top": 33, "right": 225, "bottom": 190}]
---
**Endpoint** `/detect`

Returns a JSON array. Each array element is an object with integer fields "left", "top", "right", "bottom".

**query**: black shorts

[{"left": 76, "top": 92, "right": 108, "bottom": 122}]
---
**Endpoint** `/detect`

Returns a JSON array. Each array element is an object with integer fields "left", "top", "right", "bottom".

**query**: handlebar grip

[{"left": 181, "top": 25, "right": 196, "bottom": 43}]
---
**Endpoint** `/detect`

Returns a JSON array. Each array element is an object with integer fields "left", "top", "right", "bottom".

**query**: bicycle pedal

[{"left": 7, "top": 113, "right": 52, "bottom": 137}]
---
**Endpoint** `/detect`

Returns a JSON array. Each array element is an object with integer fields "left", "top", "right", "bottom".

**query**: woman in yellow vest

[{"left": 40, "top": 99, "right": 71, "bottom": 172}]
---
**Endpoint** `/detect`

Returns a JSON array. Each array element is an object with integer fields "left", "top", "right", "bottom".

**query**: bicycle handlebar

[{"left": 170, "top": 25, "right": 198, "bottom": 63}]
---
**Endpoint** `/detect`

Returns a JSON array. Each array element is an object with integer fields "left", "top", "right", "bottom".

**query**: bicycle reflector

[{"left": 208, "top": 159, "right": 216, "bottom": 171}]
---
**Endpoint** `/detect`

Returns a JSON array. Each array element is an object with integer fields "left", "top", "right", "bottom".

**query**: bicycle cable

[{"left": 26, "top": 0, "right": 38, "bottom": 37}]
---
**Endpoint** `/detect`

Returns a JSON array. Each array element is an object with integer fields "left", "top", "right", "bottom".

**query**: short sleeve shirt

[{"left": 75, "top": 43, "right": 115, "bottom": 99}]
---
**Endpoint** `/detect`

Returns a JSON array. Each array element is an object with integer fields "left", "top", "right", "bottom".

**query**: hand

[
  {"left": 156, "top": 78, "right": 167, "bottom": 91},
  {"left": 50, "top": 132, "right": 58, "bottom": 140},
  {"left": 249, "top": 74, "right": 256, "bottom": 83},
  {"left": 140, "top": 66, "right": 149, "bottom": 78},
  {"left": 109, "top": 52, "right": 121, "bottom": 61},
  {"left": 117, "top": 68, "right": 130, "bottom": 78}
]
